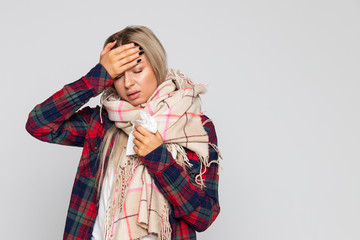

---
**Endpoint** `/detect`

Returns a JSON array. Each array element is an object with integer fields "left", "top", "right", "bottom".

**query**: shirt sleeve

[
  {"left": 140, "top": 116, "right": 220, "bottom": 232},
  {"left": 25, "top": 63, "right": 113, "bottom": 146}
]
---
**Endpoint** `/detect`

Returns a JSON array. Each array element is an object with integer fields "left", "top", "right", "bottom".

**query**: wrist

[{"left": 84, "top": 64, "right": 114, "bottom": 94}]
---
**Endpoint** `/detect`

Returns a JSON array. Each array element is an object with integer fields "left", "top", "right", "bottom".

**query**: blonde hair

[{"left": 96, "top": 26, "right": 168, "bottom": 193}]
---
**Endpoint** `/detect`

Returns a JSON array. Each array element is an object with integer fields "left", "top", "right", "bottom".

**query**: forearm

[
  {"left": 141, "top": 144, "right": 220, "bottom": 231},
  {"left": 25, "top": 64, "right": 113, "bottom": 144}
]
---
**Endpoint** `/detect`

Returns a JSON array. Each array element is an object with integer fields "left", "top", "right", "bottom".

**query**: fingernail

[
  {"left": 137, "top": 59, "right": 142, "bottom": 63},
  {"left": 139, "top": 46, "right": 143, "bottom": 51},
  {"left": 139, "top": 51, "right": 144, "bottom": 56}
]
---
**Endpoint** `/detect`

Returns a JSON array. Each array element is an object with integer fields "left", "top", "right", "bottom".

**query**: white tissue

[{"left": 126, "top": 111, "right": 158, "bottom": 156}]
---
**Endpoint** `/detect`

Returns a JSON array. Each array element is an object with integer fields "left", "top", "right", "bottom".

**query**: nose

[{"left": 123, "top": 71, "right": 135, "bottom": 88}]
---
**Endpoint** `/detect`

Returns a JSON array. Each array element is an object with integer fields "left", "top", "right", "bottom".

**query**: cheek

[
  {"left": 142, "top": 71, "right": 158, "bottom": 93},
  {"left": 143, "top": 78, "right": 157, "bottom": 98},
  {"left": 114, "top": 82, "right": 126, "bottom": 98}
]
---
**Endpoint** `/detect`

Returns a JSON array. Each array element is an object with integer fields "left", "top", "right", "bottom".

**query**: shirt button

[{"left": 94, "top": 146, "right": 98, "bottom": 151}]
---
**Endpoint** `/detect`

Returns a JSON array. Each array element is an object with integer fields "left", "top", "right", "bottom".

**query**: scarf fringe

[
  {"left": 103, "top": 155, "right": 139, "bottom": 240},
  {"left": 209, "top": 142, "right": 223, "bottom": 171},
  {"left": 161, "top": 202, "right": 172, "bottom": 240},
  {"left": 166, "top": 143, "right": 222, "bottom": 190},
  {"left": 166, "top": 143, "right": 193, "bottom": 169},
  {"left": 195, "top": 143, "right": 223, "bottom": 189}
]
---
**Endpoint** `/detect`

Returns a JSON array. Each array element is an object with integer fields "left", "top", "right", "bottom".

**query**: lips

[{"left": 127, "top": 90, "right": 140, "bottom": 100}]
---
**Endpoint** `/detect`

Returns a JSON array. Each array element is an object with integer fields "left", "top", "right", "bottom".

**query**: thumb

[
  {"left": 101, "top": 40, "right": 117, "bottom": 56},
  {"left": 156, "top": 131, "right": 164, "bottom": 141}
]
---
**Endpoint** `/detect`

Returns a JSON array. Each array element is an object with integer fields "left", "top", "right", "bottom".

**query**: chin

[{"left": 129, "top": 99, "right": 146, "bottom": 106}]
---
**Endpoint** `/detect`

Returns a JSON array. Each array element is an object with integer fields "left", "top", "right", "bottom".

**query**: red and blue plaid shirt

[{"left": 26, "top": 64, "right": 220, "bottom": 240}]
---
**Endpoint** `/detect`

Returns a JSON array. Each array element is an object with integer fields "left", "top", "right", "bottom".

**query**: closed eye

[{"left": 134, "top": 70, "right": 143, "bottom": 74}]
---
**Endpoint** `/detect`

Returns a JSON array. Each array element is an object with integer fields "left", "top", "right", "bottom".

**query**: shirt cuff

[
  {"left": 84, "top": 63, "right": 113, "bottom": 95},
  {"left": 141, "top": 144, "right": 176, "bottom": 174}
]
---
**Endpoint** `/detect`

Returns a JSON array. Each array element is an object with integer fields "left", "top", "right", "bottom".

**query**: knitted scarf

[{"left": 100, "top": 69, "right": 210, "bottom": 240}]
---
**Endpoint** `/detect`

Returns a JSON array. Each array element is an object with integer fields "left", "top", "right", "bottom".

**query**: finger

[
  {"left": 114, "top": 57, "right": 143, "bottom": 79},
  {"left": 133, "top": 129, "right": 145, "bottom": 142},
  {"left": 155, "top": 131, "right": 163, "bottom": 140},
  {"left": 112, "top": 42, "right": 139, "bottom": 55},
  {"left": 101, "top": 40, "right": 117, "bottom": 56},
  {"left": 117, "top": 52, "right": 142, "bottom": 68},
  {"left": 114, "top": 46, "right": 142, "bottom": 61},
  {"left": 133, "top": 138, "right": 143, "bottom": 150},
  {"left": 133, "top": 145, "right": 140, "bottom": 155},
  {"left": 134, "top": 125, "right": 152, "bottom": 136}
]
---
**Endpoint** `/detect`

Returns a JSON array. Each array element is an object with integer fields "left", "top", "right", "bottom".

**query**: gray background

[{"left": 1, "top": 0, "right": 360, "bottom": 239}]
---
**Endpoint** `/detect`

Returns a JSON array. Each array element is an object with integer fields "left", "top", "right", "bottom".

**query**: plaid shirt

[{"left": 26, "top": 64, "right": 220, "bottom": 240}]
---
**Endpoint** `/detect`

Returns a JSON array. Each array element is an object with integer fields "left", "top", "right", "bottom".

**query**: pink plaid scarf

[
  {"left": 100, "top": 148, "right": 171, "bottom": 240},
  {"left": 102, "top": 69, "right": 210, "bottom": 162},
  {"left": 100, "top": 69, "right": 210, "bottom": 240}
]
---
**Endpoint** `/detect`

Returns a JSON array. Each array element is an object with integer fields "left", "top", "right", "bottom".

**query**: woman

[{"left": 26, "top": 25, "right": 220, "bottom": 240}]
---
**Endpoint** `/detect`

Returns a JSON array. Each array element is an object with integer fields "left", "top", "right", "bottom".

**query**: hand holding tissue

[{"left": 126, "top": 111, "right": 158, "bottom": 156}]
